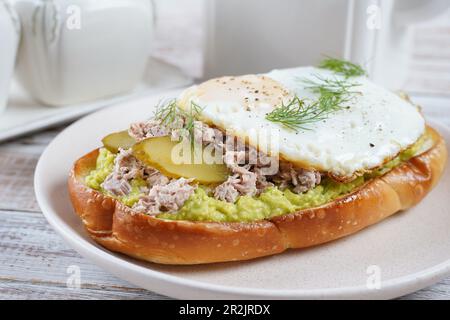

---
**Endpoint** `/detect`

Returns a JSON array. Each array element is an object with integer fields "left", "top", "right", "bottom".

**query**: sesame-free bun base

[{"left": 68, "top": 127, "right": 447, "bottom": 264}]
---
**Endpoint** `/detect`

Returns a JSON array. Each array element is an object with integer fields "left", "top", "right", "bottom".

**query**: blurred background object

[
  {"left": 151, "top": 0, "right": 205, "bottom": 79},
  {"left": 154, "top": 0, "right": 450, "bottom": 95},
  {"left": 3, "top": 0, "right": 207, "bottom": 110},
  {"left": 203, "top": 0, "right": 450, "bottom": 90},
  {"left": 15, "top": 0, "right": 154, "bottom": 106},
  {"left": 0, "top": 0, "right": 20, "bottom": 113},
  {"left": 405, "top": 8, "right": 450, "bottom": 96}
]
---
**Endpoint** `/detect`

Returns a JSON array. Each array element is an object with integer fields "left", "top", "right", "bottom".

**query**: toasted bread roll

[{"left": 68, "top": 127, "right": 447, "bottom": 264}]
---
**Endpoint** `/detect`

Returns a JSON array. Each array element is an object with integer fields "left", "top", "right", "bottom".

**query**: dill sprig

[
  {"left": 153, "top": 99, "right": 203, "bottom": 143},
  {"left": 301, "top": 74, "right": 360, "bottom": 111},
  {"left": 183, "top": 101, "right": 203, "bottom": 133},
  {"left": 266, "top": 74, "right": 361, "bottom": 131},
  {"left": 265, "top": 96, "right": 329, "bottom": 131},
  {"left": 318, "top": 56, "right": 367, "bottom": 78},
  {"left": 153, "top": 98, "right": 182, "bottom": 127},
  {"left": 183, "top": 101, "right": 204, "bottom": 147}
]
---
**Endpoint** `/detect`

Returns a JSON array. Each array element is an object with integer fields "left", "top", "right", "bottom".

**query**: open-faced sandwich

[{"left": 69, "top": 58, "right": 447, "bottom": 264}]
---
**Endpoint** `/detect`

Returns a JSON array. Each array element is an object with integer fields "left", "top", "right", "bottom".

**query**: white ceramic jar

[
  {"left": 0, "top": 0, "right": 20, "bottom": 113},
  {"left": 14, "top": 0, "right": 154, "bottom": 106}
]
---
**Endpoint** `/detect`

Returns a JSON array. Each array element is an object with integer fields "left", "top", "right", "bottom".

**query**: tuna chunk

[
  {"left": 128, "top": 119, "right": 171, "bottom": 141},
  {"left": 133, "top": 178, "right": 196, "bottom": 214},
  {"left": 213, "top": 136, "right": 278, "bottom": 202},
  {"left": 101, "top": 148, "right": 168, "bottom": 197},
  {"left": 101, "top": 174, "right": 132, "bottom": 196},
  {"left": 212, "top": 130, "right": 321, "bottom": 202},
  {"left": 273, "top": 162, "right": 321, "bottom": 193},
  {"left": 214, "top": 151, "right": 259, "bottom": 202},
  {"left": 214, "top": 170, "right": 258, "bottom": 203},
  {"left": 254, "top": 166, "right": 274, "bottom": 191},
  {"left": 101, "top": 149, "right": 145, "bottom": 196},
  {"left": 214, "top": 178, "right": 240, "bottom": 203},
  {"left": 145, "top": 169, "right": 170, "bottom": 187}
]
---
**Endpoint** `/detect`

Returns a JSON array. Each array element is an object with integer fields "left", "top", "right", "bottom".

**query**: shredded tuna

[
  {"left": 210, "top": 127, "right": 321, "bottom": 201},
  {"left": 145, "top": 169, "right": 170, "bottom": 187},
  {"left": 273, "top": 162, "right": 322, "bottom": 193},
  {"left": 253, "top": 166, "right": 274, "bottom": 191},
  {"left": 214, "top": 149, "right": 259, "bottom": 201},
  {"left": 211, "top": 133, "right": 277, "bottom": 201},
  {"left": 128, "top": 119, "right": 171, "bottom": 141},
  {"left": 132, "top": 178, "right": 196, "bottom": 214},
  {"left": 213, "top": 178, "right": 240, "bottom": 203},
  {"left": 230, "top": 165, "right": 257, "bottom": 194},
  {"left": 102, "top": 175, "right": 132, "bottom": 196},
  {"left": 192, "top": 122, "right": 226, "bottom": 155},
  {"left": 101, "top": 149, "right": 145, "bottom": 196},
  {"left": 223, "top": 150, "right": 246, "bottom": 167},
  {"left": 101, "top": 149, "right": 170, "bottom": 197}
]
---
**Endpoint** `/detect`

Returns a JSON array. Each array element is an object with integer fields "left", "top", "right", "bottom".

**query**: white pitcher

[
  {"left": 0, "top": 0, "right": 20, "bottom": 114},
  {"left": 13, "top": 0, "right": 154, "bottom": 106}
]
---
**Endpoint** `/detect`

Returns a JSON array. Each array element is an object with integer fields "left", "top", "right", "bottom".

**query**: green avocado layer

[{"left": 85, "top": 133, "right": 429, "bottom": 222}]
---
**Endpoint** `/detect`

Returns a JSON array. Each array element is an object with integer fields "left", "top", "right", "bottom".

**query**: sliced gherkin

[
  {"left": 132, "top": 136, "right": 228, "bottom": 184},
  {"left": 102, "top": 130, "right": 135, "bottom": 153}
]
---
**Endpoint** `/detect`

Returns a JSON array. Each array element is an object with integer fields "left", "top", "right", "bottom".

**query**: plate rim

[{"left": 34, "top": 92, "right": 450, "bottom": 299}]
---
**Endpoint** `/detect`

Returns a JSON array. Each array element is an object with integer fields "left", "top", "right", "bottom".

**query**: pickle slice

[
  {"left": 102, "top": 130, "right": 135, "bottom": 153},
  {"left": 132, "top": 136, "right": 228, "bottom": 184}
]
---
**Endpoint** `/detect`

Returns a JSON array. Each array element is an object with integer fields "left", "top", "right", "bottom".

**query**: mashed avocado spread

[{"left": 85, "top": 133, "right": 430, "bottom": 222}]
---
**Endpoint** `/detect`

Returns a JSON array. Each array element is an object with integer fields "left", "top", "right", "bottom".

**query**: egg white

[{"left": 178, "top": 67, "right": 425, "bottom": 179}]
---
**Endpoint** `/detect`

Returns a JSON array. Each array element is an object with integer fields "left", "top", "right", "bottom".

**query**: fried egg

[{"left": 178, "top": 67, "right": 425, "bottom": 180}]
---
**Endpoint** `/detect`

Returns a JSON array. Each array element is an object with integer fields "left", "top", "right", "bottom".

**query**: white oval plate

[{"left": 35, "top": 89, "right": 450, "bottom": 299}]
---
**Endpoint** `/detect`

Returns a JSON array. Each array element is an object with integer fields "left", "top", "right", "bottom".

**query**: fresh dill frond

[
  {"left": 302, "top": 74, "right": 359, "bottom": 95},
  {"left": 266, "top": 74, "right": 361, "bottom": 131},
  {"left": 300, "top": 74, "right": 360, "bottom": 111},
  {"left": 190, "top": 101, "right": 204, "bottom": 119},
  {"left": 265, "top": 96, "right": 329, "bottom": 131},
  {"left": 184, "top": 101, "right": 204, "bottom": 147},
  {"left": 153, "top": 98, "right": 182, "bottom": 128},
  {"left": 318, "top": 56, "right": 367, "bottom": 78},
  {"left": 153, "top": 99, "right": 203, "bottom": 144}
]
